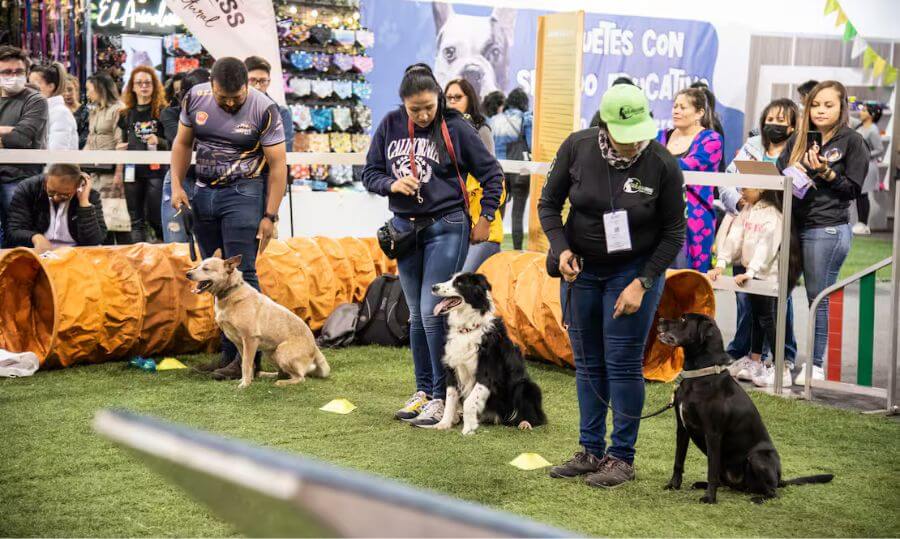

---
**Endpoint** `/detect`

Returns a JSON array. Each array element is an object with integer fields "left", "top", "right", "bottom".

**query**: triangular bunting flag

[
  {"left": 873, "top": 56, "right": 887, "bottom": 78},
  {"left": 842, "top": 22, "right": 857, "bottom": 42},
  {"left": 835, "top": 9, "right": 848, "bottom": 26},
  {"left": 863, "top": 47, "right": 878, "bottom": 69},
  {"left": 884, "top": 66, "right": 898, "bottom": 86},
  {"left": 824, "top": 0, "right": 839, "bottom": 15},
  {"left": 851, "top": 36, "right": 867, "bottom": 60}
]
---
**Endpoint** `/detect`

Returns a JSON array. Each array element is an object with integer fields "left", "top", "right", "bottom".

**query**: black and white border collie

[{"left": 427, "top": 273, "right": 546, "bottom": 435}]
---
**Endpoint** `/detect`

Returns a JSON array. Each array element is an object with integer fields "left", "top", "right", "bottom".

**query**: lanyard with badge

[{"left": 603, "top": 163, "right": 632, "bottom": 254}]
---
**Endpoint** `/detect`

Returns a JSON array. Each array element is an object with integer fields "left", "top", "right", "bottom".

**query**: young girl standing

[{"left": 709, "top": 188, "right": 800, "bottom": 387}]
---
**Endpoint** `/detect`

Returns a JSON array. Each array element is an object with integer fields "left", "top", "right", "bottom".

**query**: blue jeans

[
  {"left": 161, "top": 171, "right": 194, "bottom": 243},
  {"left": 801, "top": 224, "right": 852, "bottom": 366},
  {"left": 562, "top": 261, "right": 665, "bottom": 464},
  {"left": 190, "top": 179, "right": 265, "bottom": 363},
  {"left": 727, "top": 265, "right": 797, "bottom": 364},
  {"left": 461, "top": 241, "right": 500, "bottom": 273},
  {"left": 0, "top": 182, "right": 20, "bottom": 248},
  {"left": 396, "top": 209, "right": 469, "bottom": 400}
]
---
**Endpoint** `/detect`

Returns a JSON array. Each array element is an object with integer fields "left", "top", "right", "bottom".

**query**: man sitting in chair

[{"left": 6, "top": 163, "right": 106, "bottom": 253}]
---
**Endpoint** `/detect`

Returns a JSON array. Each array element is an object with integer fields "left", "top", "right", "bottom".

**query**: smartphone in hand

[{"left": 806, "top": 131, "right": 822, "bottom": 151}]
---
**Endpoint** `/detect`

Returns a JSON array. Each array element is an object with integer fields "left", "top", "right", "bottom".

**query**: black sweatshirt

[
  {"left": 363, "top": 107, "right": 503, "bottom": 219},
  {"left": 776, "top": 126, "right": 868, "bottom": 229},
  {"left": 538, "top": 128, "right": 686, "bottom": 281},
  {"left": 118, "top": 104, "right": 169, "bottom": 178}
]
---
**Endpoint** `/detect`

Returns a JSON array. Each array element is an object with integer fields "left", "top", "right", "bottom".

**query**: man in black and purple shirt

[{"left": 169, "top": 57, "right": 286, "bottom": 379}]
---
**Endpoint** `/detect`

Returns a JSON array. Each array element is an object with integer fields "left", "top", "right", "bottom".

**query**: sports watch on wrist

[
  {"left": 483, "top": 213, "right": 495, "bottom": 223},
  {"left": 263, "top": 212, "right": 279, "bottom": 223},
  {"left": 637, "top": 276, "right": 655, "bottom": 290}
]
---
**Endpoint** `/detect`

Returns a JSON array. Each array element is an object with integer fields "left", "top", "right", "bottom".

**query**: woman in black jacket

[
  {"left": 776, "top": 80, "right": 868, "bottom": 383},
  {"left": 539, "top": 84, "right": 685, "bottom": 488},
  {"left": 363, "top": 64, "right": 504, "bottom": 427},
  {"left": 115, "top": 66, "right": 169, "bottom": 243},
  {"left": 7, "top": 164, "right": 106, "bottom": 251}
]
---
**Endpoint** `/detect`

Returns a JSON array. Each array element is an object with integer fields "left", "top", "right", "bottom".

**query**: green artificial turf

[{"left": 1, "top": 346, "right": 898, "bottom": 537}]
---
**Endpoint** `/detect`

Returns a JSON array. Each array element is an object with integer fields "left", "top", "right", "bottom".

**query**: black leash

[
  {"left": 562, "top": 281, "right": 675, "bottom": 421},
  {"left": 177, "top": 206, "right": 198, "bottom": 262}
]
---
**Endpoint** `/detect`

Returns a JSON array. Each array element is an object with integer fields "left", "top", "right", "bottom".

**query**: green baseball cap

[{"left": 598, "top": 84, "right": 658, "bottom": 144}]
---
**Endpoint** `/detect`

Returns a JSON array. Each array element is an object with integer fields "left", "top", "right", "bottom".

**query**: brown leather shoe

[
  {"left": 584, "top": 455, "right": 635, "bottom": 489},
  {"left": 211, "top": 358, "right": 242, "bottom": 381},
  {"left": 549, "top": 451, "right": 606, "bottom": 479}
]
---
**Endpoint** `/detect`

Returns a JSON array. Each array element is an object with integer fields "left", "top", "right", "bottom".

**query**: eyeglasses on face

[
  {"left": 0, "top": 68, "right": 27, "bottom": 77},
  {"left": 133, "top": 80, "right": 154, "bottom": 88}
]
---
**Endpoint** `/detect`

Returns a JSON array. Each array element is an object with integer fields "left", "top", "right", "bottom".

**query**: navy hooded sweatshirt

[{"left": 363, "top": 107, "right": 504, "bottom": 219}]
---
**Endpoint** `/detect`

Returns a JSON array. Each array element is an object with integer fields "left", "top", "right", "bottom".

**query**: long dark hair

[
  {"left": 399, "top": 63, "right": 450, "bottom": 160},
  {"left": 756, "top": 189, "right": 803, "bottom": 289},
  {"left": 86, "top": 72, "right": 120, "bottom": 108},
  {"left": 675, "top": 87, "right": 713, "bottom": 130},
  {"left": 444, "top": 78, "right": 486, "bottom": 129},
  {"left": 30, "top": 62, "right": 67, "bottom": 97},
  {"left": 758, "top": 98, "right": 798, "bottom": 150}
]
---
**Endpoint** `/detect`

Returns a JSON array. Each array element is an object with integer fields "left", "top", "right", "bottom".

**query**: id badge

[
  {"left": 124, "top": 164, "right": 136, "bottom": 183},
  {"left": 603, "top": 210, "right": 632, "bottom": 253}
]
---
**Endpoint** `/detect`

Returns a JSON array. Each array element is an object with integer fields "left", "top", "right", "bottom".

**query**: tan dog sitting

[{"left": 187, "top": 250, "right": 330, "bottom": 389}]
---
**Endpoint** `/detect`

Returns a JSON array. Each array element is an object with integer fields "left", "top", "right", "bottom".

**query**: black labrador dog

[{"left": 657, "top": 313, "right": 833, "bottom": 504}]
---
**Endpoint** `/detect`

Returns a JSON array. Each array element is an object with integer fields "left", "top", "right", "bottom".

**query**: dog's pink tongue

[{"left": 433, "top": 299, "right": 451, "bottom": 316}]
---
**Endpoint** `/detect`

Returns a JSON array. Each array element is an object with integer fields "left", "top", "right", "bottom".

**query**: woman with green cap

[{"left": 539, "top": 83, "right": 686, "bottom": 488}]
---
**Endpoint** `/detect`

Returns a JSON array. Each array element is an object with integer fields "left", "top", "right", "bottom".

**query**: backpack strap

[
  {"left": 356, "top": 276, "right": 388, "bottom": 334},
  {"left": 384, "top": 278, "right": 408, "bottom": 342}
]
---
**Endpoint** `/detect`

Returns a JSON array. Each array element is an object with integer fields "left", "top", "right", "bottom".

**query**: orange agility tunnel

[
  {"left": 478, "top": 253, "right": 716, "bottom": 382},
  {"left": 0, "top": 238, "right": 396, "bottom": 369}
]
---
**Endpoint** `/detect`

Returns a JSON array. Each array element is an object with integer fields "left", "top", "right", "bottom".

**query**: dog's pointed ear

[
  {"left": 433, "top": 1, "right": 451, "bottom": 32},
  {"left": 224, "top": 255, "right": 242, "bottom": 273},
  {"left": 212, "top": 248, "right": 223, "bottom": 259},
  {"left": 491, "top": 8, "right": 517, "bottom": 38}
]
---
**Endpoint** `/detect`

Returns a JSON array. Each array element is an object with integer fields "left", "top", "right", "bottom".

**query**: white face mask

[{"left": 0, "top": 75, "right": 27, "bottom": 95}]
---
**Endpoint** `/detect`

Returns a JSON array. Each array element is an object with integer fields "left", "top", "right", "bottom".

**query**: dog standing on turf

[
  {"left": 428, "top": 273, "right": 546, "bottom": 435},
  {"left": 657, "top": 313, "right": 833, "bottom": 503},
  {"left": 187, "top": 250, "right": 330, "bottom": 389}
]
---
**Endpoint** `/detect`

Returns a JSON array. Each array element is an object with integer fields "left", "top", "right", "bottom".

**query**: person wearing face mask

[
  {"left": 363, "top": 64, "right": 503, "bottom": 427},
  {"left": 6, "top": 163, "right": 106, "bottom": 252},
  {"left": 540, "top": 84, "right": 685, "bottom": 488},
  {"left": 777, "top": 80, "right": 868, "bottom": 383},
  {"left": 29, "top": 63, "right": 79, "bottom": 151},
  {"left": 0, "top": 46, "right": 49, "bottom": 248},
  {"left": 723, "top": 98, "right": 800, "bottom": 383},
  {"left": 169, "top": 57, "right": 286, "bottom": 380},
  {"left": 657, "top": 87, "right": 723, "bottom": 272}
]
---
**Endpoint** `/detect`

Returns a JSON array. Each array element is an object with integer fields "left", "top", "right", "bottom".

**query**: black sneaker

[
  {"left": 549, "top": 451, "right": 606, "bottom": 479},
  {"left": 584, "top": 455, "right": 635, "bottom": 489},
  {"left": 211, "top": 358, "right": 242, "bottom": 381}
]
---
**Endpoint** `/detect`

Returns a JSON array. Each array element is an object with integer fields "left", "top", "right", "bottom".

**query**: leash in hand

[{"left": 562, "top": 281, "right": 675, "bottom": 421}]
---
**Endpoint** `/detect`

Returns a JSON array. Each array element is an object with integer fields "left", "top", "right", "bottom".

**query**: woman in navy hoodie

[{"left": 363, "top": 64, "right": 504, "bottom": 426}]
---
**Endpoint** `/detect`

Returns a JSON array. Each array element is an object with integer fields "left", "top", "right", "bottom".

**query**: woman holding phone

[{"left": 776, "top": 80, "right": 868, "bottom": 382}]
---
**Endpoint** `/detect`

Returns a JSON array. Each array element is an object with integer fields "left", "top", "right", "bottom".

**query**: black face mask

[{"left": 763, "top": 123, "right": 791, "bottom": 144}]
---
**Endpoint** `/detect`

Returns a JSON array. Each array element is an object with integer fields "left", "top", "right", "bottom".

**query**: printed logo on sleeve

[{"left": 196, "top": 111, "right": 208, "bottom": 126}]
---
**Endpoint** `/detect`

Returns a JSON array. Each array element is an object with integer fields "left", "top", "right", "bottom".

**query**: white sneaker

[
  {"left": 408, "top": 398, "right": 444, "bottom": 427},
  {"left": 752, "top": 365, "right": 793, "bottom": 387},
  {"left": 852, "top": 222, "right": 871, "bottom": 235},
  {"left": 794, "top": 363, "right": 826, "bottom": 384},
  {"left": 728, "top": 357, "right": 752, "bottom": 379}
]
